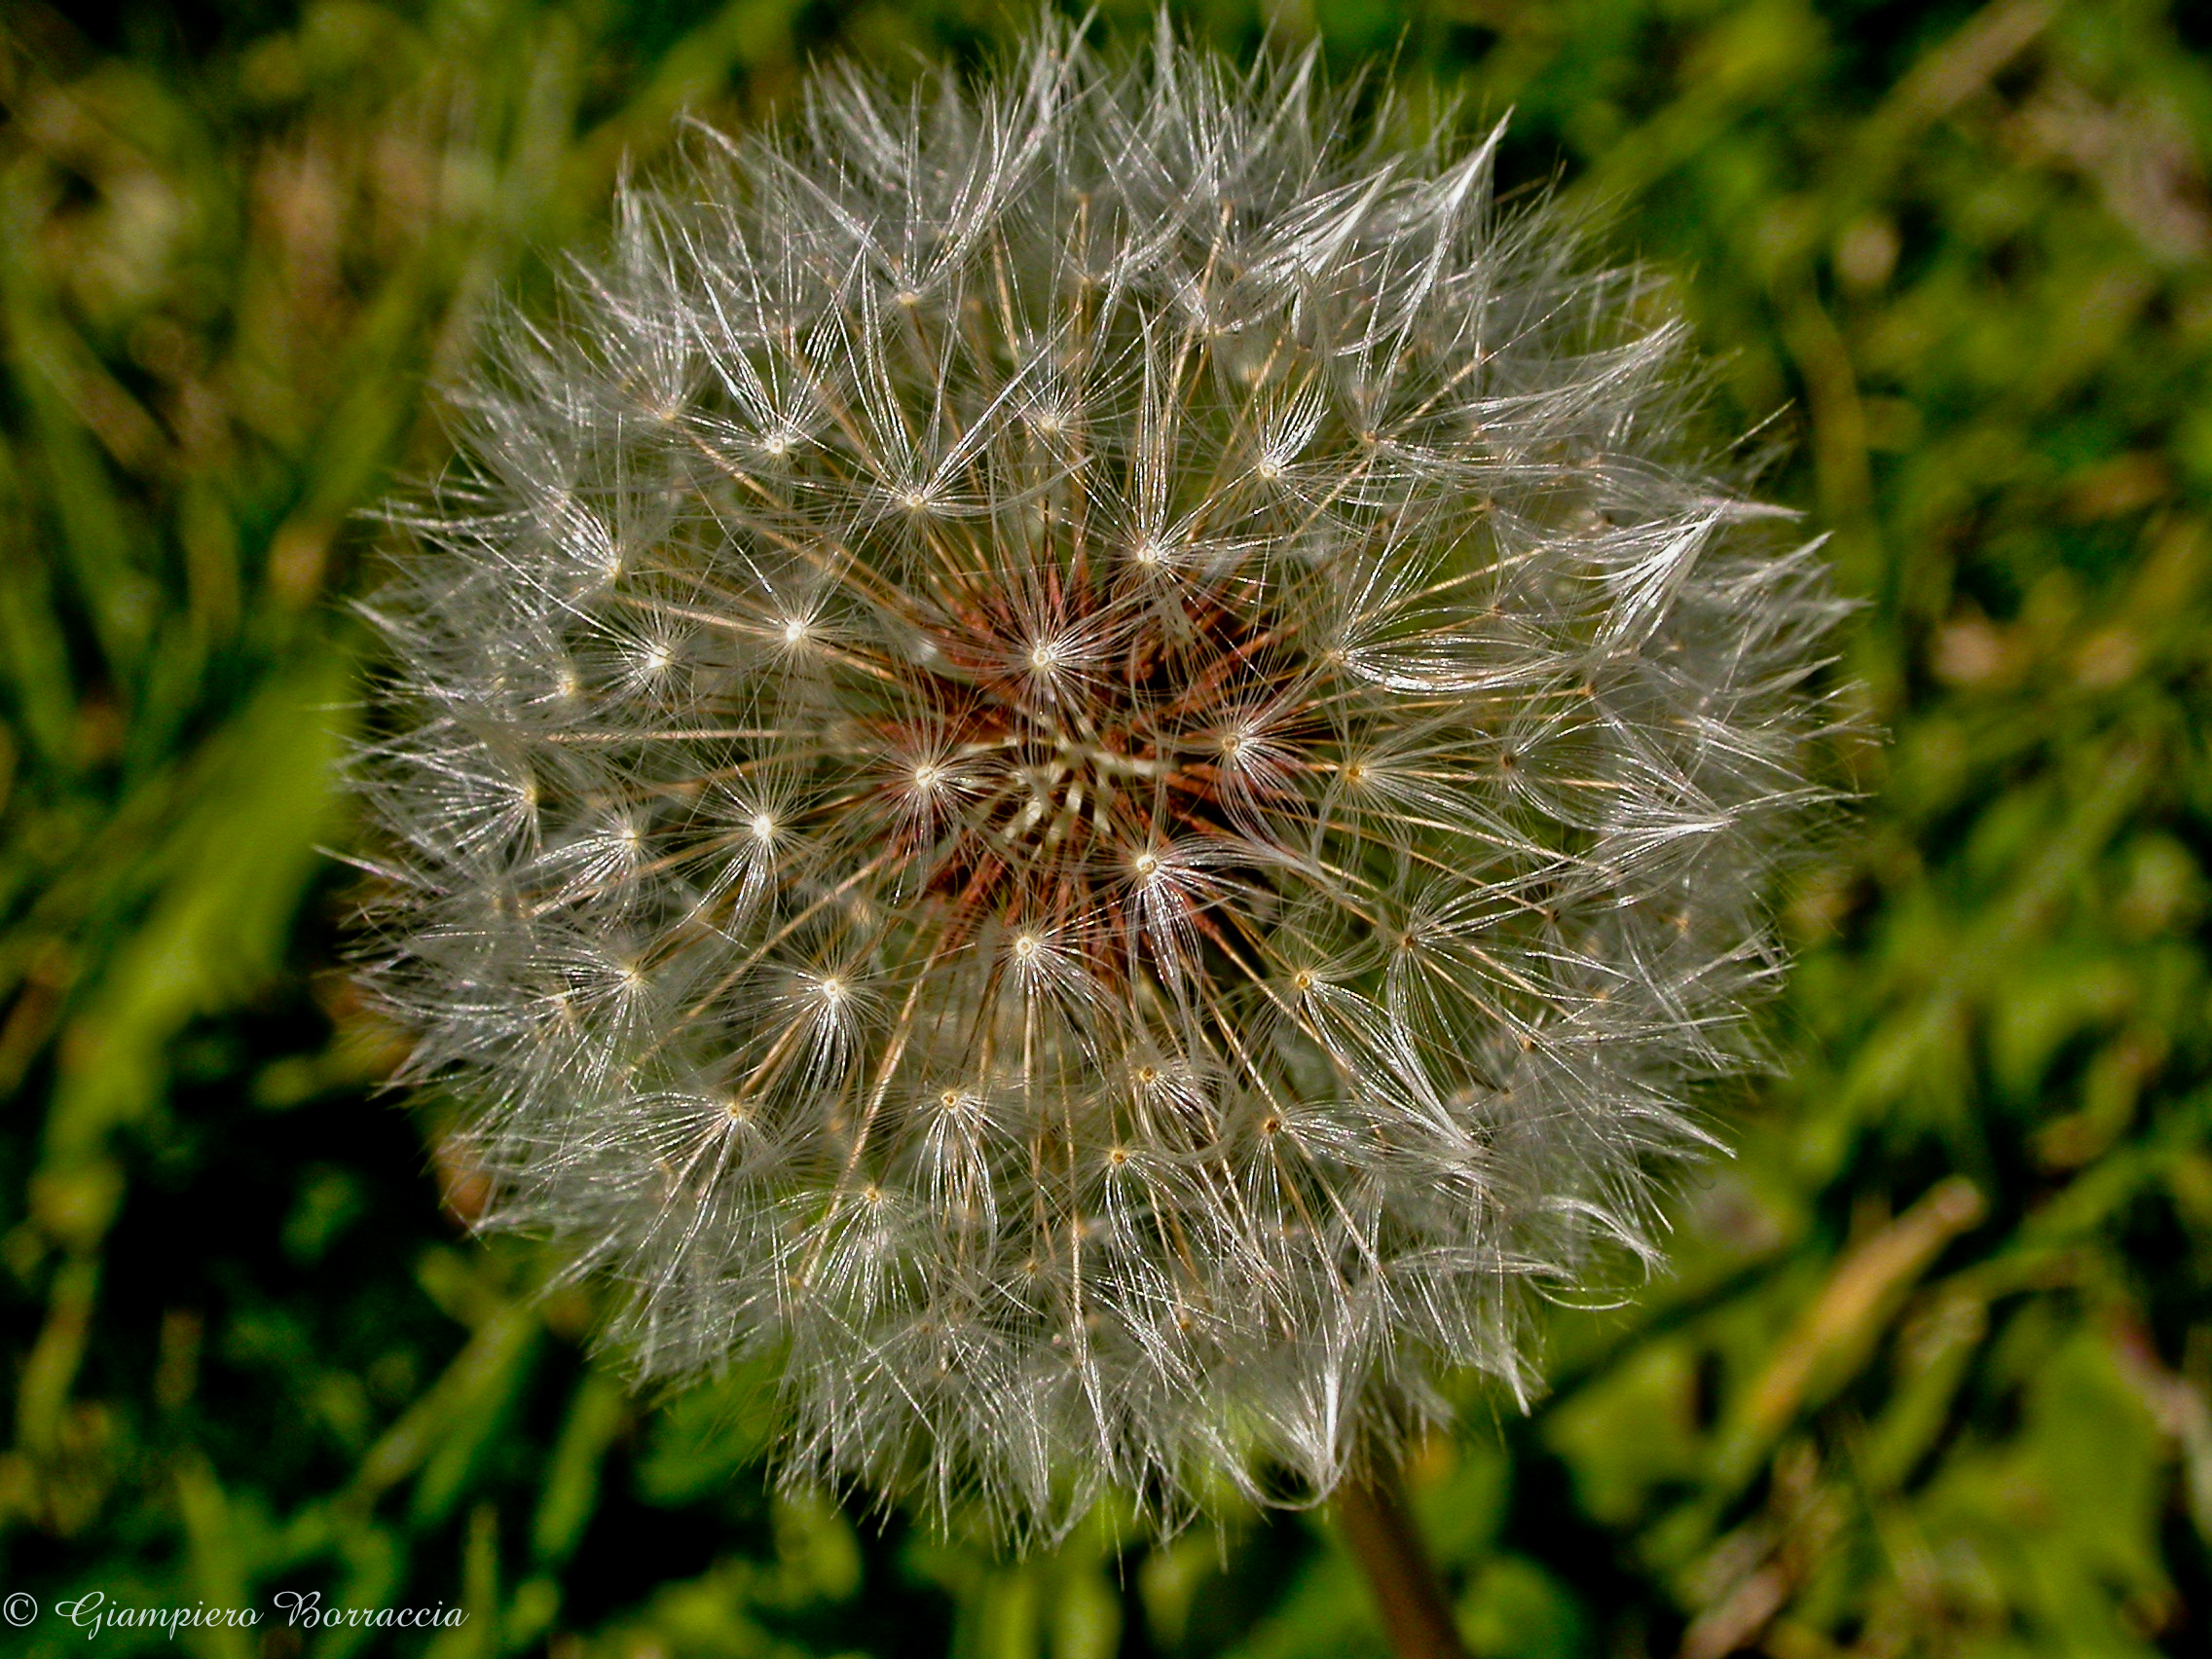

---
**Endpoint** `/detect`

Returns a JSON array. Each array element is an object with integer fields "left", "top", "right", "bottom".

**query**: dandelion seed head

[{"left": 354, "top": 19, "right": 1852, "bottom": 1541}]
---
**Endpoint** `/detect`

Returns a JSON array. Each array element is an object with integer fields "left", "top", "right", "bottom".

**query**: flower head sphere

[{"left": 359, "top": 21, "right": 1849, "bottom": 1536}]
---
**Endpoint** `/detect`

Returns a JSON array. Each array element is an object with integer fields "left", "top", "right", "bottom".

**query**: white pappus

[{"left": 353, "top": 19, "right": 1854, "bottom": 1539}]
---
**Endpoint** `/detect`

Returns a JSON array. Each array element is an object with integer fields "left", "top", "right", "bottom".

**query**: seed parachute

[{"left": 354, "top": 19, "right": 1853, "bottom": 1538}]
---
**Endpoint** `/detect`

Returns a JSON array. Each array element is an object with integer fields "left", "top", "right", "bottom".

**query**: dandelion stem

[{"left": 1334, "top": 1465, "right": 1472, "bottom": 1659}]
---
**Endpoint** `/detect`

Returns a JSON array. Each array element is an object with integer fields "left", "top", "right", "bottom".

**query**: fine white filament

[{"left": 356, "top": 22, "right": 1850, "bottom": 1537}]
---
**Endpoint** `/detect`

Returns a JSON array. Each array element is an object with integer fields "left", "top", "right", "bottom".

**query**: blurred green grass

[{"left": 1, "top": 1, "right": 2208, "bottom": 1655}]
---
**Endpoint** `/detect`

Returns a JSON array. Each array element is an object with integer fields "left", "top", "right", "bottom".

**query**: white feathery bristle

[{"left": 353, "top": 19, "right": 1853, "bottom": 1539}]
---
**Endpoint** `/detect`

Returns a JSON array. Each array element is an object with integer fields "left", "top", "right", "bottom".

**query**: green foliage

[{"left": 2, "top": 1, "right": 2206, "bottom": 1654}]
